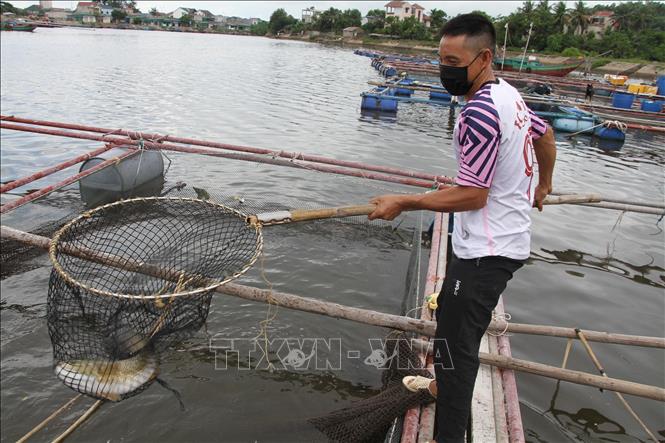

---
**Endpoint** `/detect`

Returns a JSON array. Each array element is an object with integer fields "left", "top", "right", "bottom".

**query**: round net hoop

[{"left": 48, "top": 197, "right": 263, "bottom": 300}]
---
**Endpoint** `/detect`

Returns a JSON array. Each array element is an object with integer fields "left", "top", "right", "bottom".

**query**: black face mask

[{"left": 439, "top": 51, "right": 486, "bottom": 97}]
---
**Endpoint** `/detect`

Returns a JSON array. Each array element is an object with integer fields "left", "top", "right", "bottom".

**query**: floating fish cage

[
  {"left": 0, "top": 115, "right": 528, "bottom": 443},
  {"left": 361, "top": 87, "right": 398, "bottom": 112}
]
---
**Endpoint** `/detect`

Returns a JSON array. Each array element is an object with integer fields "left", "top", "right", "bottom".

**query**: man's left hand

[
  {"left": 368, "top": 195, "right": 406, "bottom": 220},
  {"left": 533, "top": 183, "right": 551, "bottom": 212}
]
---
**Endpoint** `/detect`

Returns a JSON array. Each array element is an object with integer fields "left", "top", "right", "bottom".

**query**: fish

[{"left": 54, "top": 352, "right": 159, "bottom": 402}]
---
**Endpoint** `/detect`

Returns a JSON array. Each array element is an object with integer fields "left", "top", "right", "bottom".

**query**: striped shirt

[{"left": 451, "top": 78, "right": 549, "bottom": 260}]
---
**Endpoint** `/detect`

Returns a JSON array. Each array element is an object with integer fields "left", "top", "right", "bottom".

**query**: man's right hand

[{"left": 368, "top": 195, "right": 406, "bottom": 221}]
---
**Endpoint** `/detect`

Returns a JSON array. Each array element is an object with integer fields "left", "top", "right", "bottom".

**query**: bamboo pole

[
  {"left": 550, "top": 192, "right": 665, "bottom": 209},
  {"left": 410, "top": 338, "right": 664, "bottom": 402},
  {"left": 2, "top": 225, "right": 663, "bottom": 350},
  {"left": 2, "top": 118, "right": 663, "bottom": 214},
  {"left": 2, "top": 227, "right": 664, "bottom": 401},
  {"left": 0, "top": 145, "right": 115, "bottom": 194},
  {"left": 50, "top": 400, "right": 103, "bottom": 443},
  {"left": 0, "top": 148, "right": 138, "bottom": 214},
  {"left": 16, "top": 394, "right": 82, "bottom": 443},
  {"left": 571, "top": 201, "right": 665, "bottom": 215},
  {"left": 0, "top": 115, "right": 455, "bottom": 185},
  {"left": 575, "top": 329, "right": 660, "bottom": 443},
  {"left": 495, "top": 297, "right": 525, "bottom": 443}
]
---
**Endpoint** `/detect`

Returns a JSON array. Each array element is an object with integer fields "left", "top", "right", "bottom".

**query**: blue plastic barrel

[
  {"left": 640, "top": 100, "right": 663, "bottom": 112},
  {"left": 429, "top": 88, "right": 451, "bottom": 101},
  {"left": 395, "top": 79, "right": 414, "bottom": 96},
  {"left": 612, "top": 92, "right": 635, "bottom": 109},
  {"left": 361, "top": 91, "right": 398, "bottom": 112},
  {"left": 657, "top": 75, "right": 665, "bottom": 96}
]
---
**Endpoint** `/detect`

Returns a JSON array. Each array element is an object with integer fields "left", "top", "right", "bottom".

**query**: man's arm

[
  {"left": 367, "top": 186, "right": 488, "bottom": 221},
  {"left": 532, "top": 126, "right": 556, "bottom": 211}
]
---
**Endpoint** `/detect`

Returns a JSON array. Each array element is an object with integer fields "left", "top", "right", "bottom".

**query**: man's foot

[{"left": 402, "top": 376, "right": 436, "bottom": 397}]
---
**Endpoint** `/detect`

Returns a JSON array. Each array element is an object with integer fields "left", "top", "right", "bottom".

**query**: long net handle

[{"left": 289, "top": 204, "right": 377, "bottom": 222}]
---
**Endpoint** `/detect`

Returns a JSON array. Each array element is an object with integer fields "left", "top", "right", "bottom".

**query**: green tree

[
  {"left": 552, "top": 1, "right": 567, "bottom": 32},
  {"left": 179, "top": 13, "right": 193, "bottom": 27},
  {"left": 0, "top": 1, "right": 19, "bottom": 14},
  {"left": 567, "top": 0, "right": 588, "bottom": 35},
  {"left": 429, "top": 8, "right": 447, "bottom": 32},
  {"left": 362, "top": 9, "right": 386, "bottom": 33},
  {"left": 132, "top": 16, "right": 142, "bottom": 24},
  {"left": 268, "top": 8, "right": 295, "bottom": 34},
  {"left": 250, "top": 20, "right": 269, "bottom": 36},
  {"left": 149, "top": 7, "right": 158, "bottom": 16},
  {"left": 111, "top": 9, "right": 127, "bottom": 23},
  {"left": 399, "top": 16, "right": 428, "bottom": 40}
]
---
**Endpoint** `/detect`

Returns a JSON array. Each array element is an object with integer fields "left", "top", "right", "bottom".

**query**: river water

[{"left": 1, "top": 28, "right": 663, "bottom": 442}]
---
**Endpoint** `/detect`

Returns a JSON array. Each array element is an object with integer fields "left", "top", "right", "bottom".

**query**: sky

[{"left": 10, "top": 1, "right": 612, "bottom": 20}]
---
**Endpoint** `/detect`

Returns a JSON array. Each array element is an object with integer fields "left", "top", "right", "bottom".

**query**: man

[{"left": 367, "top": 14, "right": 556, "bottom": 443}]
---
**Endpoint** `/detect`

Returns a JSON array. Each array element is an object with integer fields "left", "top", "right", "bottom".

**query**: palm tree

[
  {"left": 553, "top": 1, "right": 567, "bottom": 32},
  {"left": 567, "top": 0, "right": 589, "bottom": 35}
]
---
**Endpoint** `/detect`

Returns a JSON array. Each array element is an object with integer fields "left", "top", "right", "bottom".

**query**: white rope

[
  {"left": 488, "top": 312, "right": 512, "bottom": 337},
  {"left": 603, "top": 119, "right": 627, "bottom": 132}
]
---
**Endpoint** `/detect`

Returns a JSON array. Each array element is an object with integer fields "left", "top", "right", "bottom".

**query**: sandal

[{"left": 402, "top": 375, "right": 435, "bottom": 395}]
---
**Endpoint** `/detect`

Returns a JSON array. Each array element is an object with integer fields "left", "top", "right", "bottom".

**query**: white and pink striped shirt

[{"left": 451, "top": 78, "right": 548, "bottom": 260}]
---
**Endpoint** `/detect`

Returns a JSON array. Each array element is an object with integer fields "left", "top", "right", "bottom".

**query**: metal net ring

[{"left": 48, "top": 196, "right": 263, "bottom": 300}]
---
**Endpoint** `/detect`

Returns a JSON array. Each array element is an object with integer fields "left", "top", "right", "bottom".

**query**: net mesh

[
  {"left": 46, "top": 197, "right": 262, "bottom": 401},
  {"left": 308, "top": 333, "right": 435, "bottom": 442}
]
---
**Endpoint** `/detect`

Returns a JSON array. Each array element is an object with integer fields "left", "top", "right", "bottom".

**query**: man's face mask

[{"left": 439, "top": 50, "right": 487, "bottom": 97}]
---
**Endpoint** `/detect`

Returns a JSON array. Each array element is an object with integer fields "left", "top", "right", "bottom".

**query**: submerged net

[
  {"left": 308, "top": 332, "right": 435, "bottom": 442},
  {"left": 46, "top": 197, "right": 263, "bottom": 400}
]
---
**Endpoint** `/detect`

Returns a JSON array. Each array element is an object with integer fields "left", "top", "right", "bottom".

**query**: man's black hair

[{"left": 439, "top": 13, "right": 496, "bottom": 54}]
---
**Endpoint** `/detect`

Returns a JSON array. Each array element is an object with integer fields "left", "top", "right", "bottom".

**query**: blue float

[
  {"left": 361, "top": 88, "right": 398, "bottom": 112},
  {"left": 612, "top": 92, "right": 635, "bottom": 109},
  {"left": 640, "top": 100, "right": 663, "bottom": 113},
  {"left": 395, "top": 78, "right": 414, "bottom": 96},
  {"left": 429, "top": 87, "right": 451, "bottom": 101},
  {"left": 657, "top": 75, "right": 665, "bottom": 96},
  {"left": 594, "top": 126, "right": 626, "bottom": 141}
]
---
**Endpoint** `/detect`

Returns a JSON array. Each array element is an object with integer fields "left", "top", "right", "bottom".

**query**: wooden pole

[
  {"left": 50, "top": 400, "right": 103, "bottom": 443},
  {"left": 1, "top": 225, "right": 664, "bottom": 350},
  {"left": 410, "top": 338, "right": 664, "bottom": 402},
  {"left": 575, "top": 329, "right": 660, "bottom": 443},
  {"left": 2, "top": 226, "right": 665, "bottom": 401},
  {"left": 16, "top": 394, "right": 82, "bottom": 443}
]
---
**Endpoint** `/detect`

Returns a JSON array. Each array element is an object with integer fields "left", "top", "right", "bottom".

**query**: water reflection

[{"left": 531, "top": 248, "right": 664, "bottom": 288}]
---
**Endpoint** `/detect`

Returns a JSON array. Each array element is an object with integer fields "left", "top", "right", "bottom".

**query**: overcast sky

[{"left": 10, "top": 1, "right": 612, "bottom": 20}]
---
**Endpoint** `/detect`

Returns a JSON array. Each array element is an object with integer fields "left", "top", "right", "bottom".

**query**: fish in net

[
  {"left": 47, "top": 197, "right": 263, "bottom": 401},
  {"left": 47, "top": 196, "right": 378, "bottom": 401},
  {"left": 308, "top": 332, "right": 436, "bottom": 442}
]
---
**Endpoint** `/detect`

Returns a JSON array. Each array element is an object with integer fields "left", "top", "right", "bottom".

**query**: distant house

[
  {"left": 99, "top": 5, "right": 112, "bottom": 16},
  {"left": 194, "top": 9, "right": 215, "bottom": 24},
  {"left": 587, "top": 10, "right": 619, "bottom": 37},
  {"left": 302, "top": 6, "right": 321, "bottom": 24},
  {"left": 45, "top": 8, "right": 71, "bottom": 20},
  {"left": 361, "top": 15, "right": 383, "bottom": 26},
  {"left": 224, "top": 16, "right": 253, "bottom": 31},
  {"left": 384, "top": 1, "right": 430, "bottom": 27},
  {"left": 170, "top": 7, "right": 196, "bottom": 19},
  {"left": 343, "top": 26, "right": 363, "bottom": 38},
  {"left": 72, "top": 1, "right": 99, "bottom": 23}
]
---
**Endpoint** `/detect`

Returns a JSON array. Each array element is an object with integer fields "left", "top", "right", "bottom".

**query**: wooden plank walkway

[{"left": 400, "top": 213, "right": 523, "bottom": 442}]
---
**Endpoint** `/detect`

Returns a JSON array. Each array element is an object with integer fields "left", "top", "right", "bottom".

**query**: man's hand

[
  {"left": 368, "top": 194, "right": 406, "bottom": 221},
  {"left": 533, "top": 183, "right": 551, "bottom": 212}
]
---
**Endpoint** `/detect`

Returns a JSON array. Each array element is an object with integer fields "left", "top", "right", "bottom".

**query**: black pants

[{"left": 433, "top": 254, "right": 523, "bottom": 442}]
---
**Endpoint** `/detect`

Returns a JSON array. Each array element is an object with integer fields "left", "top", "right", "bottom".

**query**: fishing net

[
  {"left": 308, "top": 332, "right": 435, "bottom": 443},
  {"left": 46, "top": 197, "right": 263, "bottom": 401}
]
